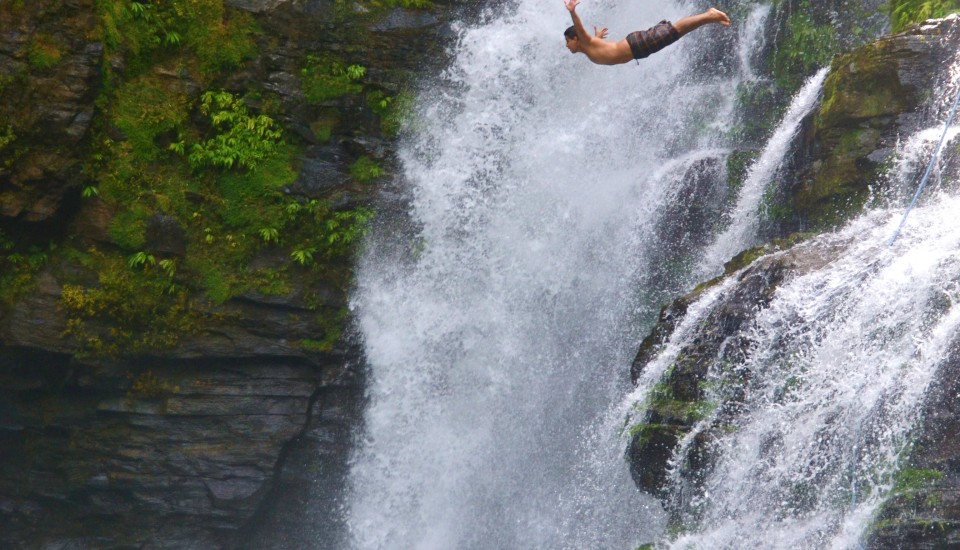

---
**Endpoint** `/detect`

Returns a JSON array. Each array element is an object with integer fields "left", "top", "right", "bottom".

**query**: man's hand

[
  {"left": 564, "top": 0, "right": 579, "bottom": 13},
  {"left": 593, "top": 25, "right": 608, "bottom": 39}
]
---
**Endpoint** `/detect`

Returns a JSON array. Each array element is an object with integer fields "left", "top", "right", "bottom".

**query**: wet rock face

[
  {"left": 628, "top": 248, "right": 792, "bottom": 500},
  {"left": 0, "top": 348, "right": 360, "bottom": 549},
  {"left": 0, "top": 1, "right": 102, "bottom": 223},
  {"left": 627, "top": 15, "right": 960, "bottom": 541},
  {"left": 786, "top": 17, "right": 960, "bottom": 231},
  {"left": 865, "top": 340, "right": 960, "bottom": 549}
]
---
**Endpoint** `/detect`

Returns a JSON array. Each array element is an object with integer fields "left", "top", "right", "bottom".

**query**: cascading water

[
  {"left": 346, "top": 1, "right": 773, "bottom": 548},
  {"left": 628, "top": 42, "right": 960, "bottom": 550},
  {"left": 649, "top": 195, "right": 960, "bottom": 549}
]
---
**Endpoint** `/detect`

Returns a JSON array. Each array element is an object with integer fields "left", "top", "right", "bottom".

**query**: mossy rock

[{"left": 791, "top": 34, "right": 923, "bottom": 230}]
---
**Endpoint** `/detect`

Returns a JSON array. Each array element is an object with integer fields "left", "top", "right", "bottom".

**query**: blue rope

[{"left": 888, "top": 81, "right": 960, "bottom": 245}]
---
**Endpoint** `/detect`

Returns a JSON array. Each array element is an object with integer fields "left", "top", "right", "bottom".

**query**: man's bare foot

[{"left": 709, "top": 7, "right": 731, "bottom": 25}]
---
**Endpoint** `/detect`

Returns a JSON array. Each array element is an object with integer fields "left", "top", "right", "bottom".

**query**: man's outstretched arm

[{"left": 564, "top": 0, "right": 593, "bottom": 45}]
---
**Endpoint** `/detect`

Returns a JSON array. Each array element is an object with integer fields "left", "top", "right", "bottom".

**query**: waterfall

[{"left": 346, "top": 1, "right": 771, "bottom": 548}]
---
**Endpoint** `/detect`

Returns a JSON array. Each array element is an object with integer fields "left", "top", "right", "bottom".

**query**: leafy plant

[
  {"left": 127, "top": 370, "right": 180, "bottom": 399},
  {"left": 772, "top": 2, "right": 839, "bottom": 90},
  {"left": 889, "top": 0, "right": 960, "bottom": 32},
  {"left": 0, "top": 233, "right": 50, "bottom": 306},
  {"left": 95, "top": 0, "right": 257, "bottom": 75},
  {"left": 127, "top": 251, "right": 156, "bottom": 268},
  {"left": 184, "top": 90, "right": 284, "bottom": 171},
  {"left": 258, "top": 227, "right": 280, "bottom": 243},
  {"left": 350, "top": 156, "right": 384, "bottom": 182},
  {"left": 290, "top": 247, "right": 316, "bottom": 266}
]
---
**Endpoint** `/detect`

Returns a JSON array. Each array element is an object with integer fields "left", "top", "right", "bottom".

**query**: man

[{"left": 564, "top": 1, "right": 730, "bottom": 65}]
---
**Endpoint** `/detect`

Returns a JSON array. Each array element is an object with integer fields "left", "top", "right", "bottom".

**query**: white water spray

[
  {"left": 657, "top": 194, "right": 960, "bottom": 549},
  {"left": 346, "top": 1, "right": 762, "bottom": 548}
]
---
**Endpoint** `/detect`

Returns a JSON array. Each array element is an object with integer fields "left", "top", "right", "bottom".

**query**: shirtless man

[{"left": 564, "top": 1, "right": 730, "bottom": 65}]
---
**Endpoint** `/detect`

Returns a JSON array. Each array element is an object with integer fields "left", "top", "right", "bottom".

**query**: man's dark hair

[{"left": 564, "top": 25, "right": 577, "bottom": 39}]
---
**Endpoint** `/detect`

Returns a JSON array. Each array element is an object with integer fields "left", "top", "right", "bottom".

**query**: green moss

[
  {"left": 726, "top": 150, "right": 759, "bottom": 195},
  {"left": 27, "top": 35, "right": 62, "bottom": 70},
  {"left": 367, "top": 90, "right": 413, "bottom": 137},
  {"left": 108, "top": 204, "right": 150, "bottom": 251},
  {"left": 301, "top": 54, "right": 365, "bottom": 104},
  {"left": 112, "top": 76, "right": 189, "bottom": 160},
  {"left": 0, "top": 231, "right": 50, "bottom": 306},
  {"left": 95, "top": 0, "right": 257, "bottom": 78},
  {"left": 892, "top": 467, "right": 944, "bottom": 494},
  {"left": 127, "top": 370, "right": 180, "bottom": 400},
  {"left": 0, "top": 124, "right": 15, "bottom": 153},
  {"left": 817, "top": 43, "right": 909, "bottom": 130},
  {"left": 732, "top": 82, "right": 782, "bottom": 142},
  {"left": 217, "top": 146, "right": 298, "bottom": 228},
  {"left": 629, "top": 422, "right": 685, "bottom": 446},
  {"left": 60, "top": 249, "right": 203, "bottom": 357}
]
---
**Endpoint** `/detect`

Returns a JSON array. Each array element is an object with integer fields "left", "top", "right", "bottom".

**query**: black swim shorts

[{"left": 626, "top": 20, "right": 681, "bottom": 60}]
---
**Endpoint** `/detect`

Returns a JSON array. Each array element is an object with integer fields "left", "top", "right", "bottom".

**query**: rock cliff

[{"left": 0, "top": 0, "right": 462, "bottom": 547}]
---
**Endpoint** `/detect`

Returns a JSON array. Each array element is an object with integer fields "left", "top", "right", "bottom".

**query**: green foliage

[
  {"left": 773, "top": 2, "right": 839, "bottom": 90},
  {"left": 282, "top": 200, "right": 374, "bottom": 267},
  {"left": 0, "top": 231, "right": 50, "bottom": 306},
  {"left": 61, "top": 250, "right": 201, "bottom": 356},
  {"left": 95, "top": 0, "right": 257, "bottom": 76},
  {"left": 350, "top": 156, "right": 384, "bottom": 182},
  {"left": 0, "top": 125, "right": 15, "bottom": 152},
  {"left": 127, "top": 250, "right": 156, "bottom": 268},
  {"left": 185, "top": 90, "right": 284, "bottom": 171},
  {"left": 112, "top": 76, "right": 189, "bottom": 160},
  {"left": 216, "top": 145, "right": 297, "bottom": 228},
  {"left": 890, "top": 0, "right": 960, "bottom": 32},
  {"left": 301, "top": 54, "right": 365, "bottom": 103},
  {"left": 367, "top": 90, "right": 412, "bottom": 136}
]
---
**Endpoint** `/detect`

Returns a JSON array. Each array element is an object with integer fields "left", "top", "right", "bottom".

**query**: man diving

[{"left": 563, "top": 1, "right": 731, "bottom": 65}]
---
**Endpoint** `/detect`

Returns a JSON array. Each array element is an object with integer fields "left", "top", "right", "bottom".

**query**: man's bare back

[{"left": 563, "top": 0, "right": 730, "bottom": 66}]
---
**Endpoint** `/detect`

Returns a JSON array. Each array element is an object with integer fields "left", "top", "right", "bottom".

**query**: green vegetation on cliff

[
  {"left": 0, "top": 0, "right": 422, "bottom": 356},
  {"left": 890, "top": 0, "right": 960, "bottom": 32}
]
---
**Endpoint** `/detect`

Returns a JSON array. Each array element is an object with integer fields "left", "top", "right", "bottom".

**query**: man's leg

[{"left": 673, "top": 7, "right": 730, "bottom": 36}]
